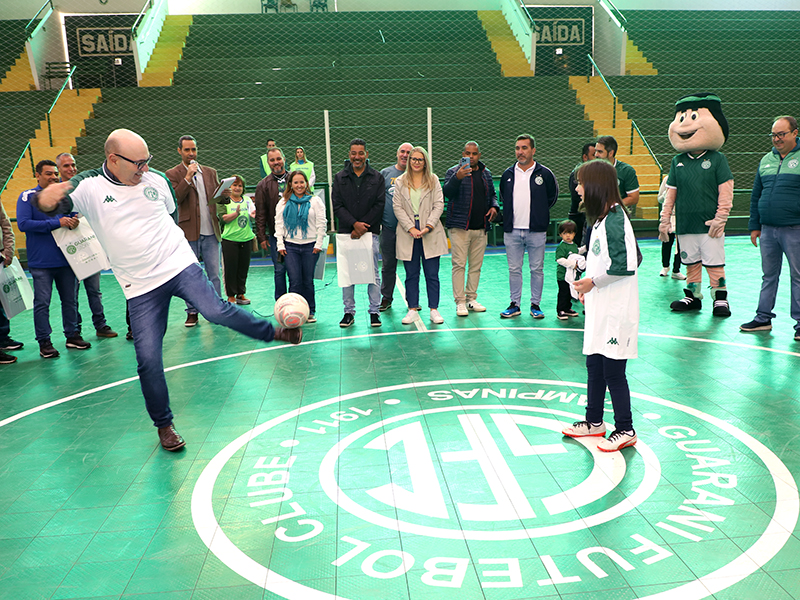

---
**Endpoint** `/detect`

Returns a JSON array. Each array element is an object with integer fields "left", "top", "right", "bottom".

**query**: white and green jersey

[
  {"left": 64, "top": 165, "right": 197, "bottom": 299},
  {"left": 584, "top": 206, "right": 638, "bottom": 360},
  {"left": 666, "top": 150, "right": 734, "bottom": 235}
]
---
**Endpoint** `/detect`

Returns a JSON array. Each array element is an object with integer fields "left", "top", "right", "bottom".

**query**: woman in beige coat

[{"left": 393, "top": 146, "right": 449, "bottom": 324}]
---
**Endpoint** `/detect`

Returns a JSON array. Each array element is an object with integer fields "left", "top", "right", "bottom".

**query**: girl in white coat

[
  {"left": 562, "top": 160, "right": 639, "bottom": 452},
  {"left": 393, "top": 147, "right": 449, "bottom": 324}
]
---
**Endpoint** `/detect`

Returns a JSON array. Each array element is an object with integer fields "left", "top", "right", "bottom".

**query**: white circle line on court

[
  {"left": 190, "top": 378, "right": 799, "bottom": 600},
  {"left": 1, "top": 327, "right": 797, "bottom": 429}
]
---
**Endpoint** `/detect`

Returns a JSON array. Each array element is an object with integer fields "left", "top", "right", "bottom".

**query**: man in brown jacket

[
  {"left": 0, "top": 204, "right": 23, "bottom": 364},
  {"left": 165, "top": 135, "right": 225, "bottom": 327},
  {"left": 254, "top": 147, "right": 289, "bottom": 300}
]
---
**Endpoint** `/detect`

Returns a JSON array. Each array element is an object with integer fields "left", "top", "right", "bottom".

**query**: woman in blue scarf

[{"left": 275, "top": 171, "right": 328, "bottom": 322}]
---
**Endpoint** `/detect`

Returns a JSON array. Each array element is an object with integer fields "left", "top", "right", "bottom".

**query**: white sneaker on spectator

[
  {"left": 671, "top": 271, "right": 687, "bottom": 280},
  {"left": 456, "top": 303, "right": 468, "bottom": 317},
  {"left": 430, "top": 309, "right": 444, "bottom": 324},
  {"left": 402, "top": 310, "right": 419, "bottom": 325},
  {"left": 467, "top": 300, "right": 486, "bottom": 312},
  {"left": 659, "top": 267, "right": 670, "bottom": 277}
]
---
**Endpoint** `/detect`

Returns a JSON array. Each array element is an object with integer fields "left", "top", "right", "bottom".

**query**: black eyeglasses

[
  {"left": 770, "top": 131, "right": 793, "bottom": 140},
  {"left": 409, "top": 157, "right": 425, "bottom": 163},
  {"left": 114, "top": 153, "right": 153, "bottom": 170}
]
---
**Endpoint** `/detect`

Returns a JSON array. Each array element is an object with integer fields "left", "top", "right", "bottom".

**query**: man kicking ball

[{"left": 35, "top": 129, "right": 301, "bottom": 451}]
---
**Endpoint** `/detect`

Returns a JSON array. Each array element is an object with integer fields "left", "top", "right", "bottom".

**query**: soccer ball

[{"left": 274, "top": 293, "right": 309, "bottom": 328}]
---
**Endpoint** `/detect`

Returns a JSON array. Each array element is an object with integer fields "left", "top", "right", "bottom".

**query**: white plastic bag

[
  {"left": 0, "top": 257, "right": 34, "bottom": 319},
  {"left": 51, "top": 217, "right": 110, "bottom": 281},
  {"left": 336, "top": 233, "right": 376, "bottom": 287}
]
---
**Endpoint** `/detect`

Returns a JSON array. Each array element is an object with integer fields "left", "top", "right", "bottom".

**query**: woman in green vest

[
  {"left": 289, "top": 147, "right": 315, "bottom": 192},
  {"left": 220, "top": 175, "right": 256, "bottom": 305}
]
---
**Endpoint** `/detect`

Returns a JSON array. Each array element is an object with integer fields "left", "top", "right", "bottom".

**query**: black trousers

[
  {"left": 557, "top": 279, "right": 573, "bottom": 312},
  {"left": 661, "top": 232, "right": 682, "bottom": 271},
  {"left": 221, "top": 239, "right": 253, "bottom": 297}
]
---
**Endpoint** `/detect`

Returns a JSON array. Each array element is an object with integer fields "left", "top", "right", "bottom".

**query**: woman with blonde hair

[{"left": 393, "top": 146, "right": 448, "bottom": 324}]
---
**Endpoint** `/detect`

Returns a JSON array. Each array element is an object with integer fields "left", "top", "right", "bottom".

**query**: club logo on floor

[{"left": 193, "top": 379, "right": 798, "bottom": 600}]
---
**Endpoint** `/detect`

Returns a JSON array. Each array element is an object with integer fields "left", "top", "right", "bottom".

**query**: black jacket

[{"left": 332, "top": 160, "right": 386, "bottom": 235}]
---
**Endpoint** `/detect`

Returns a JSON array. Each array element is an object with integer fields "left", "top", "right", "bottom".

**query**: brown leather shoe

[
  {"left": 274, "top": 327, "right": 302, "bottom": 344},
  {"left": 227, "top": 296, "right": 236, "bottom": 303},
  {"left": 185, "top": 313, "right": 199, "bottom": 327},
  {"left": 236, "top": 294, "right": 251, "bottom": 305},
  {"left": 158, "top": 424, "right": 186, "bottom": 451}
]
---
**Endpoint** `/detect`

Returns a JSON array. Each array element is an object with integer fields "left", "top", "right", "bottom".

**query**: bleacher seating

[
  {"left": 0, "top": 90, "right": 58, "bottom": 189},
  {"left": 0, "top": 20, "right": 28, "bottom": 81},
  {"left": 74, "top": 11, "right": 595, "bottom": 200},
  {"left": 617, "top": 11, "right": 800, "bottom": 194}
]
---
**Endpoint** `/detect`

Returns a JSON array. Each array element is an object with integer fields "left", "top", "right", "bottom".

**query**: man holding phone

[{"left": 443, "top": 141, "right": 499, "bottom": 316}]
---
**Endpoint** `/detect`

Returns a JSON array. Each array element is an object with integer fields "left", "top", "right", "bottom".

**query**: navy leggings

[{"left": 585, "top": 353, "right": 633, "bottom": 432}]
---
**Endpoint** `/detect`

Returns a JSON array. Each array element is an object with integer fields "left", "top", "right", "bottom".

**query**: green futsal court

[{"left": 1, "top": 236, "right": 799, "bottom": 600}]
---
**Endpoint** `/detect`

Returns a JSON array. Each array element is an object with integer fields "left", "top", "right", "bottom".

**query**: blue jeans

[
  {"left": 756, "top": 224, "right": 800, "bottom": 331},
  {"left": 343, "top": 234, "right": 381, "bottom": 315},
  {"left": 127, "top": 263, "right": 276, "bottom": 428},
  {"left": 76, "top": 272, "right": 107, "bottom": 332},
  {"left": 285, "top": 241, "right": 317, "bottom": 314},
  {"left": 380, "top": 226, "right": 397, "bottom": 301},
  {"left": 269, "top": 234, "right": 288, "bottom": 300},
  {"left": 504, "top": 229, "right": 547, "bottom": 305},
  {"left": 585, "top": 354, "right": 632, "bottom": 432},
  {"left": 30, "top": 266, "right": 79, "bottom": 342},
  {"left": 186, "top": 234, "right": 221, "bottom": 313},
  {"left": 403, "top": 225, "right": 440, "bottom": 309}
]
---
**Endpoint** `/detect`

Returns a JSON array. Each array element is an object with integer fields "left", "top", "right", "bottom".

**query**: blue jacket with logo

[
  {"left": 442, "top": 162, "right": 498, "bottom": 230},
  {"left": 749, "top": 140, "right": 800, "bottom": 230},
  {"left": 499, "top": 162, "right": 559, "bottom": 233}
]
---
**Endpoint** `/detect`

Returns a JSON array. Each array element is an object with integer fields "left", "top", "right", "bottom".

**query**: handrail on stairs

[
  {"left": 0, "top": 142, "right": 36, "bottom": 201},
  {"left": 586, "top": 54, "right": 661, "bottom": 179},
  {"left": 46, "top": 66, "right": 78, "bottom": 148}
]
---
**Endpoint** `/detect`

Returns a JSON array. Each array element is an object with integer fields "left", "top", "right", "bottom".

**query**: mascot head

[{"left": 668, "top": 93, "right": 729, "bottom": 153}]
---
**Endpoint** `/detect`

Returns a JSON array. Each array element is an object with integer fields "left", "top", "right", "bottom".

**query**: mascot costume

[{"left": 659, "top": 93, "right": 734, "bottom": 316}]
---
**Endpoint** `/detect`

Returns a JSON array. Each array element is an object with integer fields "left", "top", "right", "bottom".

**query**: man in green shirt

[{"left": 595, "top": 136, "right": 639, "bottom": 213}]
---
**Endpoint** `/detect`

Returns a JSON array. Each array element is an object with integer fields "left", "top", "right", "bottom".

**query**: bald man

[{"left": 35, "top": 129, "right": 302, "bottom": 452}]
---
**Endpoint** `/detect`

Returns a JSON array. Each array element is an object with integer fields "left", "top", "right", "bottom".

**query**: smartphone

[{"left": 459, "top": 156, "right": 470, "bottom": 169}]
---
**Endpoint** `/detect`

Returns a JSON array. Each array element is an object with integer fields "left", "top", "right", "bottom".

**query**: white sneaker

[
  {"left": 402, "top": 310, "right": 419, "bottom": 325},
  {"left": 467, "top": 300, "right": 486, "bottom": 312},
  {"left": 456, "top": 303, "right": 468, "bottom": 317},
  {"left": 671, "top": 271, "right": 687, "bottom": 280},
  {"left": 598, "top": 430, "right": 637, "bottom": 452},
  {"left": 430, "top": 309, "right": 444, "bottom": 324},
  {"left": 562, "top": 420, "right": 606, "bottom": 438},
  {"left": 659, "top": 267, "right": 669, "bottom": 277}
]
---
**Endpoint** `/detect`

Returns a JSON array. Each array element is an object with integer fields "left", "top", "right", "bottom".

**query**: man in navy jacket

[
  {"left": 16, "top": 160, "right": 92, "bottom": 358},
  {"left": 498, "top": 134, "right": 559, "bottom": 318},
  {"left": 442, "top": 141, "right": 499, "bottom": 316}
]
